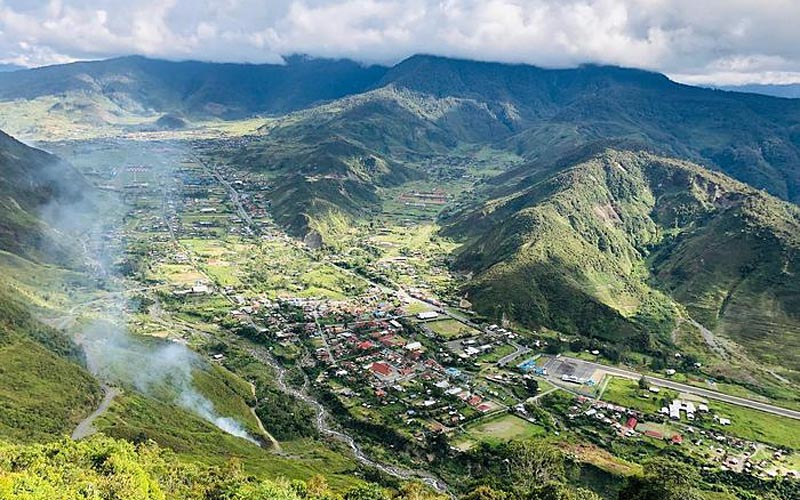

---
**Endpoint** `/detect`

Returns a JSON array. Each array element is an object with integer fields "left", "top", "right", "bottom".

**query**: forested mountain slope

[
  {"left": 445, "top": 149, "right": 800, "bottom": 372},
  {"left": 0, "top": 55, "right": 387, "bottom": 119}
]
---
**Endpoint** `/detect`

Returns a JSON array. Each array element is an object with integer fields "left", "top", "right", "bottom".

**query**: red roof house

[{"left": 370, "top": 362, "right": 393, "bottom": 377}]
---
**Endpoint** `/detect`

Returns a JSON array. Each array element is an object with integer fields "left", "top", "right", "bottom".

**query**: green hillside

[
  {"left": 0, "top": 131, "right": 103, "bottom": 444},
  {"left": 0, "top": 131, "right": 88, "bottom": 264},
  {"left": 446, "top": 149, "right": 800, "bottom": 372},
  {"left": 0, "top": 434, "right": 378, "bottom": 500},
  {"left": 0, "top": 56, "right": 387, "bottom": 119},
  {"left": 0, "top": 283, "right": 101, "bottom": 444},
  {"left": 382, "top": 56, "right": 800, "bottom": 205}
]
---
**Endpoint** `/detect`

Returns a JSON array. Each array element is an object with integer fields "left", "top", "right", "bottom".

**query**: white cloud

[{"left": 0, "top": 0, "right": 797, "bottom": 84}]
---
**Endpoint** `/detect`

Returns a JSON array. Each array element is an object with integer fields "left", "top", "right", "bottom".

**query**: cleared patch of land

[{"left": 455, "top": 413, "right": 545, "bottom": 449}]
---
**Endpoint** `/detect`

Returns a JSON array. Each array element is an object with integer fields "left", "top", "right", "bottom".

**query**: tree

[
  {"left": 638, "top": 376, "right": 650, "bottom": 390},
  {"left": 529, "top": 482, "right": 602, "bottom": 500},
  {"left": 525, "top": 378, "right": 540, "bottom": 396},
  {"left": 306, "top": 475, "right": 332, "bottom": 498},
  {"left": 619, "top": 458, "right": 703, "bottom": 500},
  {"left": 506, "top": 441, "right": 566, "bottom": 494},
  {"left": 397, "top": 482, "right": 448, "bottom": 500},
  {"left": 460, "top": 485, "right": 508, "bottom": 500},
  {"left": 344, "top": 484, "right": 390, "bottom": 500}
]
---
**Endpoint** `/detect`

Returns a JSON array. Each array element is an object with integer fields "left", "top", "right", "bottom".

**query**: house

[
  {"left": 405, "top": 341, "right": 423, "bottom": 351},
  {"left": 625, "top": 417, "right": 638, "bottom": 429},
  {"left": 357, "top": 340, "right": 375, "bottom": 350},
  {"left": 370, "top": 361, "right": 393, "bottom": 378},
  {"left": 417, "top": 311, "right": 439, "bottom": 320},
  {"left": 671, "top": 434, "right": 684, "bottom": 445}
]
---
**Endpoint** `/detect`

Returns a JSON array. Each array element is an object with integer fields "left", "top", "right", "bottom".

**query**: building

[{"left": 370, "top": 361, "right": 394, "bottom": 378}]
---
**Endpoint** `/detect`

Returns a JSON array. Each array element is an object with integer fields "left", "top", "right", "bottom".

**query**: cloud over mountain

[{"left": 1, "top": 0, "right": 798, "bottom": 84}]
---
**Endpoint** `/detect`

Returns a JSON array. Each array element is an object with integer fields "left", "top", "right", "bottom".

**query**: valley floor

[{"left": 27, "top": 135, "right": 800, "bottom": 497}]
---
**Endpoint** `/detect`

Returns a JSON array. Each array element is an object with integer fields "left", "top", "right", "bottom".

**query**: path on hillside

[
  {"left": 247, "top": 382, "right": 282, "bottom": 452},
  {"left": 72, "top": 385, "right": 120, "bottom": 440},
  {"left": 683, "top": 318, "right": 791, "bottom": 385}
]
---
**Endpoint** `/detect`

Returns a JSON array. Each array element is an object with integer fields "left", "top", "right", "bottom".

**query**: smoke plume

[{"left": 36, "top": 140, "right": 258, "bottom": 444}]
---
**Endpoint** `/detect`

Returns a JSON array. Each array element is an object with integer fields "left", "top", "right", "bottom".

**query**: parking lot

[{"left": 543, "top": 356, "right": 599, "bottom": 382}]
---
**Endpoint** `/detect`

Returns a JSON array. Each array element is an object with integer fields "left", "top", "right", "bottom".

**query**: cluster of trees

[
  {"left": 0, "top": 435, "right": 444, "bottom": 500},
  {"left": 3, "top": 433, "right": 781, "bottom": 500}
]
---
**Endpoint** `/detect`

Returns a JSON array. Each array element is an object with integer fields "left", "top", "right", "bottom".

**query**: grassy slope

[
  {"left": 447, "top": 150, "right": 800, "bottom": 368},
  {"left": 227, "top": 85, "right": 525, "bottom": 236},
  {"left": 0, "top": 285, "right": 101, "bottom": 443},
  {"left": 0, "top": 434, "right": 360, "bottom": 499},
  {"left": 94, "top": 392, "right": 363, "bottom": 491}
]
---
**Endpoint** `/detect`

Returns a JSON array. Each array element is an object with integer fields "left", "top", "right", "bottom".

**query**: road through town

[{"left": 553, "top": 356, "right": 800, "bottom": 420}]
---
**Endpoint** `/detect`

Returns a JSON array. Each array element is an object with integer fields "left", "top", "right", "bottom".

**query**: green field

[
  {"left": 702, "top": 400, "right": 800, "bottom": 450},
  {"left": 600, "top": 377, "right": 678, "bottom": 413},
  {"left": 601, "top": 377, "right": 800, "bottom": 449},
  {"left": 455, "top": 413, "right": 545, "bottom": 449},
  {"left": 424, "top": 318, "right": 480, "bottom": 339}
]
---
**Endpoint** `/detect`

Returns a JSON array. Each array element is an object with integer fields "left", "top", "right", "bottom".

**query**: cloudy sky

[{"left": 0, "top": 0, "right": 798, "bottom": 85}]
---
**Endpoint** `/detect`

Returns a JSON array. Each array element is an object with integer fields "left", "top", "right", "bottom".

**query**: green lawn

[
  {"left": 699, "top": 400, "right": 800, "bottom": 450},
  {"left": 456, "top": 413, "right": 545, "bottom": 449},
  {"left": 600, "top": 377, "right": 677, "bottom": 413},
  {"left": 601, "top": 377, "right": 800, "bottom": 449},
  {"left": 425, "top": 319, "right": 480, "bottom": 339}
]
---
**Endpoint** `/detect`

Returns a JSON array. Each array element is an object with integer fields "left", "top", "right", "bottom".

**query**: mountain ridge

[{"left": 444, "top": 148, "right": 800, "bottom": 376}]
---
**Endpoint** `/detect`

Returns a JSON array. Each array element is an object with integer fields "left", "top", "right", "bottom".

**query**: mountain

[
  {"left": 0, "top": 130, "right": 89, "bottom": 265},
  {"left": 444, "top": 148, "right": 800, "bottom": 374},
  {"left": 0, "top": 55, "right": 386, "bottom": 120},
  {"left": 0, "top": 64, "right": 23, "bottom": 73},
  {"left": 206, "top": 56, "right": 800, "bottom": 238},
  {"left": 380, "top": 56, "right": 800, "bottom": 204},
  {"left": 0, "top": 130, "right": 104, "bottom": 442},
  {"left": 2, "top": 54, "right": 800, "bottom": 204},
  {"left": 719, "top": 83, "right": 800, "bottom": 99}
]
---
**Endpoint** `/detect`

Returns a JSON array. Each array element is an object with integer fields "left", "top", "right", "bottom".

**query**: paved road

[
  {"left": 72, "top": 385, "right": 120, "bottom": 440},
  {"left": 191, "top": 155, "right": 452, "bottom": 495},
  {"left": 556, "top": 356, "right": 800, "bottom": 420},
  {"left": 497, "top": 341, "right": 531, "bottom": 367}
]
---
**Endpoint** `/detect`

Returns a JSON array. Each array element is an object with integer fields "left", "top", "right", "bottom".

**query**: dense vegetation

[
  {"left": 446, "top": 149, "right": 800, "bottom": 372},
  {"left": 0, "top": 55, "right": 387, "bottom": 120},
  {"left": 0, "top": 52, "right": 800, "bottom": 499},
  {"left": 3, "top": 434, "right": 772, "bottom": 500},
  {"left": 0, "top": 281, "right": 101, "bottom": 444}
]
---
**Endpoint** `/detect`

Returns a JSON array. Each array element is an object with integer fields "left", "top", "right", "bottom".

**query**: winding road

[
  {"left": 72, "top": 385, "right": 120, "bottom": 440},
  {"left": 188, "top": 154, "right": 453, "bottom": 494}
]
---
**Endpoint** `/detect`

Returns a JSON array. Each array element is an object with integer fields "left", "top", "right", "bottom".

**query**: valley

[
  {"left": 17, "top": 125, "right": 797, "bottom": 498},
  {"left": 1, "top": 54, "right": 799, "bottom": 500}
]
